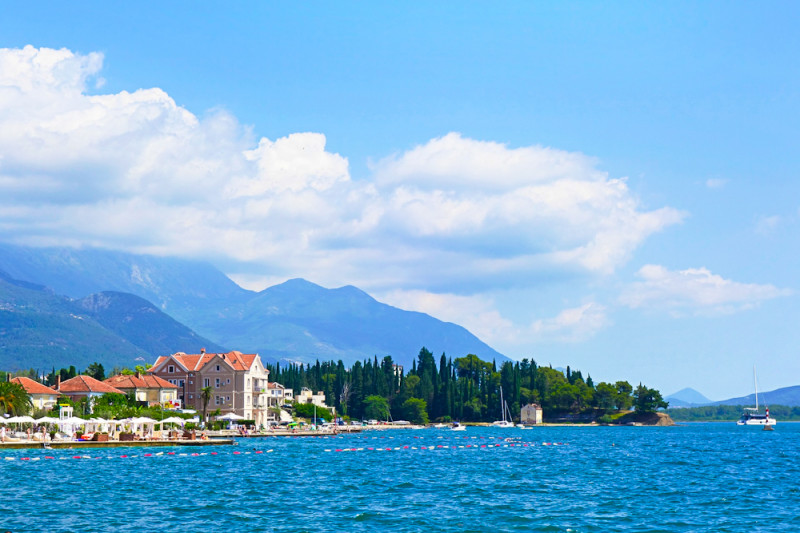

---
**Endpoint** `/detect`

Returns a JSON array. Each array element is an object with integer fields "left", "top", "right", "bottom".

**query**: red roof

[
  {"left": 57, "top": 375, "right": 124, "bottom": 394},
  {"left": 150, "top": 351, "right": 259, "bottom": 373},
  {"left": 104, "top": 374, "right": 178, "bottom": 390},
  {"left": 10, "top": 377, "right": 58, "bottom": 395}
]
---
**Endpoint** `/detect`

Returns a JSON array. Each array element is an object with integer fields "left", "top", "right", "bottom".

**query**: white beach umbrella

[
  {"left": 6, "top": 415, "right": 37, "bottom": 424},
  {"left": 35, "top": 416, "right": 60, "bottom": 424},
  {"left": 218, "top": 413, "right": 245, "bottom": 421},
  {"left": 160, "top": 417, "right": 186, "bottom": 425}
]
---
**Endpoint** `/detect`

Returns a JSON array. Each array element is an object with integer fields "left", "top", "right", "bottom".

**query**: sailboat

[
  {"left": 736, "top": 366, "right": 776, "bottom": 427},
  {"left": 492, "top": 386, "right": 515, "bottom": 428}
]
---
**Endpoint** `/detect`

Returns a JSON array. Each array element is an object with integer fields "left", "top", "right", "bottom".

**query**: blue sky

[{"left": 1, "top": 3, "right": 798, "bottom": 399}]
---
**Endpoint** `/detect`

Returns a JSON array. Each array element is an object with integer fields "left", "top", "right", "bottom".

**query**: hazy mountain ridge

[
  {"left": 0, "top": 244, "right": 509, "bottom": 368},
  {"left": 75, "top": 291, "right": 227, "bottom": 356},
  {"left": 665, "top": 387, "right": 712, "bottom": 407},
  {"left": 712, "top": 385, "right": 800, "bottom": 408},
  {"left": 666, "top": 385, "right": 800, "bottom": 408},
  {"left": 0, "top": 269, "right": 225, "bottom": 372}
]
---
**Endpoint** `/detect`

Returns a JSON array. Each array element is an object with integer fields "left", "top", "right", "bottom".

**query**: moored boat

[{"left": 736, "top": 366, "right": 776, "bottom": 427}]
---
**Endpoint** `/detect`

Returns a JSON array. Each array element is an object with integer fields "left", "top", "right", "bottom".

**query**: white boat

[
  {"left": 492, "top": 386, "right": 515, "bottom": 428},
  {"left": 736, "top": 366, "right": 776, "bottom": 427},
  {"left": 451, "top": 422, "right": 466, "bottom": 431}
]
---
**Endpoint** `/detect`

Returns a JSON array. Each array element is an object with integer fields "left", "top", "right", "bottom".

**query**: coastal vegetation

[
  {"left": 0, "top": 381, "right": 32, "bottom": 416},
  {"left": 268, "top": 348, "right": 667, "bottom": 424}
]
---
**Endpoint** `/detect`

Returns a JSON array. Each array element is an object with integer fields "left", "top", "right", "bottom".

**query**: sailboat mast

[
  {"left": 500, "top": 386, "right": 505, "bottom": 423},
  {"left": 754, "top": 365, "right": 759, "bottom": 411}
]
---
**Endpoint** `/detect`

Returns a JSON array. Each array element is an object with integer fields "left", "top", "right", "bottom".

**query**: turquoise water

[{"left": 2, "top": 423, "right": 798, "bottom": 532}]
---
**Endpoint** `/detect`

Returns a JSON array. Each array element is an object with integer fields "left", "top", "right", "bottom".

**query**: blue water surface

[{"left": 2, "top": 423, "right": 798, "bottom": 532}]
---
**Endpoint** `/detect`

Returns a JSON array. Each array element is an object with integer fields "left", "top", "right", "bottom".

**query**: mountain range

[
  {"left": 666, "top": 385, "right": 800, "bottom": 408},
  {"left": 0, "top": 243, "right": 508, "bottom": 371}
]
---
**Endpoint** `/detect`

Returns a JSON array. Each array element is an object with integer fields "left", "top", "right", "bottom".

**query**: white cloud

[
  {"left": 529, "top": 303, "right": 609, "bottom": 342},
  {"left": 377, "top": 289, "right": 517, "bottom": 345},
  {"left": 705, "top": 178, "right": 727, "bottom": 189},
  {"left": 619, "top": 265, "right": 792, "bottom": 316},
  {"left": 378, "top": 289, "right": 610, "bottom": 347},
  {"left": 0, "top": 46, "right": 684, "bottom": 303},
  {"left": 371, "top": 133, "right": 685, "bottom": 276}
]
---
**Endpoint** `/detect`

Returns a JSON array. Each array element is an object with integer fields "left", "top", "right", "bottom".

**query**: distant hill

[
  {"left": 665, "top": 387, "right": 712, "bottom": 407},
  {"left": 0, "top": 269, "right": 148, "bottom": 371},
  {"left": 714, "top": 385, "right": 800, "bottom": 408},
  {"left": 75, "top": 291, "right": 227, "bottom": 356},
  {"left": 0, "top": 270, "right": 225, "bottom": 372},
  {"left": 0, "top": 244, "right": 510, "bottom": 368},
  {"left": 195, "top": 278, "right": 506, "bottom": 366}
]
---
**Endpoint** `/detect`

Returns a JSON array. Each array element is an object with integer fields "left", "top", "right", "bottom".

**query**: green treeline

[
  {"left": 267, "top": 347, "right": 667, "bottom": 424},
  {"left": 668, "top": 404, "right": 800, "bottom": 421}
]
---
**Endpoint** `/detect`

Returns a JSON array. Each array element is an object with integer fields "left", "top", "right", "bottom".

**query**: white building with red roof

[
  {"left": 148, "top": 349, "right": 270, "bottom": 426},
  {"left": 10, "top": 376, "right": 60, "bottom": 411},
  {"left": 104, "top": 373, "right": 179, "bottom": 407},
  {"left": 55, "top": 375, "right": 125, "bottom": 413}
]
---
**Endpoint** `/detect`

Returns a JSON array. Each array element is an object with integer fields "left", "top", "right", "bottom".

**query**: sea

[{"left": 2, "top": 423, "right": 798, "bottom": 532}]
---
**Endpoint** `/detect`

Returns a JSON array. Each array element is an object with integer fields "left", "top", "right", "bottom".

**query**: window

[
  {"left": 215, "top": 378, "right": 221, "bottom": 387},
  {"left": 216, "top": 365, "right": 220, "bottom": 372},
  {"left": 189, "top": 394, "right": 193, "bottom": 399},
  {"left": 189, "top": 380, "right": 193, "bottom": 385},
  {"left": 203, "top": 378, "right": 209, "bottom": 388},
  {"left": 226, "top": 379, "right": 231, "bottom": 385},
  {"left": 168, "top": 379, "right": 177, "bottom": 385},
  {"left": 226, "top": 396, "right": 230, "bottom": 401},
  {"left": 168, "top": 365, "right": 174, "bottom": 373},
  {"left": 179, "top": 380, "right": 185, "bottom": 388},
  {"left": 215, "top": 396, "right": 220, "bottom": 405}
]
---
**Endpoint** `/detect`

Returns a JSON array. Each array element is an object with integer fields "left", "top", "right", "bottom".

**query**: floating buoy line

[{"left": 1, "top": 440, "right": 568, "bottom": 462}]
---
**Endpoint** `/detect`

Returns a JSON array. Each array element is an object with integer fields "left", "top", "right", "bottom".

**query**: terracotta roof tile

[
  {"left": 10, "top": 377, "right": 58, "bottom": 395},
  {"left": 148, "top": 351, "right": 260, "bottom": 373},
  {"left": 58, "top": 375, "right": 124, "bottom": 394},
  {"left": 105, "top": 374, "right": 178, "bottom": 390}
]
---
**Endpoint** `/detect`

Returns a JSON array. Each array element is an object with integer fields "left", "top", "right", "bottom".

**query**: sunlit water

[{"left": 2, "top": 423, "right": 798, "bottom": 532}]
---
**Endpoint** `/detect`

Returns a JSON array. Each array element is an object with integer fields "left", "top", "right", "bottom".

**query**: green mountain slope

[
  {"left": 0, "top": 269, "right": 226, "bottom": 371},
  {"left": 0, "top": 244, "right": 510, "bottom": 367}
]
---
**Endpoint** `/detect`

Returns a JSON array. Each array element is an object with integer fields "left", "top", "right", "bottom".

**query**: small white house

[{"left": 520, "top": 403, "right": 543, "bottom": 425}]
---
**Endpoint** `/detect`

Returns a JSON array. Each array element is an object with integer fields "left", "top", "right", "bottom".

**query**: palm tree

[
  {"left": 201, "top": 386, "right": 213, "bottom": 425},
  {"left": 0, "top": 382, "right": 32, "bottom": 416}
]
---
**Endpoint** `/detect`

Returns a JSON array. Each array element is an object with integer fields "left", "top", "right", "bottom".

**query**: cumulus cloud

[
  {"left": 0, "top": 46, "right": 683, "bottom": 304},
  {"left": 619, "top": 265, "right": 792, "bottom": 316},
  {"left": 371, "top": 133, "right": 684, "bottom": 276}
]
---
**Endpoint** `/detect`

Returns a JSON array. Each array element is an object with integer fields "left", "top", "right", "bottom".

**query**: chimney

[
  {"left": 56, "top": 375, "right": 61, "bottom": 390},
  {"left": 201, "top": 348, "right": 206, "bottom": 354}
]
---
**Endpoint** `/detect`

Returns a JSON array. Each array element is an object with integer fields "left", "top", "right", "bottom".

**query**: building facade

[
  {"left": 10, "top": 377, "right": 60, "bottom": 411},
  {"left": 520, "top": 403, "right": 543, "bottom": 425},
  {"left": 55, "top": 375, "right": 124, "bottom": 413},
  {"left": 295, "top": 387, "right": 329, "bottom": 409},
  {"left": 148, "top": 350, "right": 270, "bottom": 426},
  {"left": 104, "top": 373, "right": 179, "bottom": 407}
]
